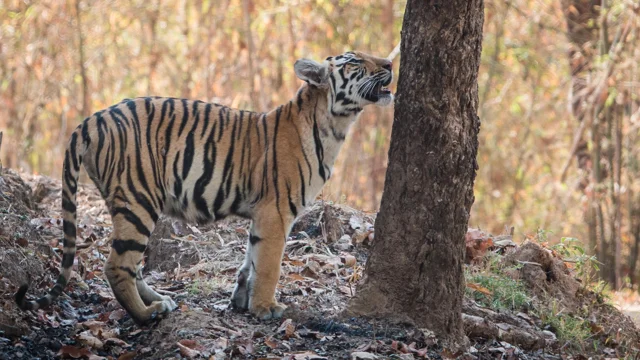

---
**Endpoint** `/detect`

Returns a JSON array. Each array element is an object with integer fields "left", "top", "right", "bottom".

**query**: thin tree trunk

[
  {"left": 242, "top": 0, "right": 259, "bottom": 111},
  {"left": 348, "top": 0, "right": 484, "bottom": 347},
  {"left": 147, "top": 0, "right": 161, "bottom": 94},
  {"left": 75, "top": 0, "right": 90, "bottom": 118}
]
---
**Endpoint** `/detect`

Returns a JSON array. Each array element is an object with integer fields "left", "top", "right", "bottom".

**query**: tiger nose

[{"left": 382, "top": 61, "right": 392, "bottom": 71}]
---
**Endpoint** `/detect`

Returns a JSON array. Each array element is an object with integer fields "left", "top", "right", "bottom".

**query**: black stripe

[
  {"left": 173, "top": 151, "right": 183, "bottom": 199},
  {"left": 112, "top": 207, "right": 151, "bottom": 237},
  {"left": 62, "top": 194, "right": 76, "bottom": 213},
  {"left": 193, "top": 125, "right": 217, "bottom": 219},
  {"left": 178, "top": 99, "right": 190, "bottom": 137},
  {"left": 144, "top": 98, "right": 162, "bottom": 196},
  {"left": 63, "top": 220, "right": 76, "bottom": 239},
  {"left": 217, "top": 107, "right": 226, "bottom": 141},
  {"left": 125, "top": 157, "right": 159, "bottom": 223},
  {"left": 69, "top": 131, "right": 80, "bottom": 171},
  {"left": 296, "top": 88, "right": 304, "bottom": 111},
  {"left": 118, "top": 266, "right": 137, "bottom": 278},
  {"left": 201, "top": 103, "right": 212, "bottom": 138},
  {"left": 112, "top": 239, "right": 147, "bottom": 255},
  {"left": 250, "top": 234, "right": 262, "bottom": 245},
  {"left": 63, "top": 151, "right": 78, "bottom": 193},
  {"left": 161, "top": 99, "right": 176, "bottom": 179},
  {"left": 95, "top": 113, "right": 106, "bottom": 180},
  {"left": 182, "top": 132, "right": 195, "bottom": 179},
  {"left": 286, "top": 181, "right": 297, "bottom": 217},
  {"left": 81, "top": 119, "right": 91, "bottom": 147},
  {"left": 312, "top": 101, "right": 327, "bottom": 181},
  {"left": 272, "top": 106, "right": 282, "bottom": 215},
  {"left": 297, "top": 163, "right": 306, "bottom": 207},
  {"left": 61, "top": 253, "right": 75, "bottom": 268}
]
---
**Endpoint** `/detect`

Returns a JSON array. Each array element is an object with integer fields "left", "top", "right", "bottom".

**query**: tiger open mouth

[{"left": 363, "top": 77, "right": 393, "bottom": 102}]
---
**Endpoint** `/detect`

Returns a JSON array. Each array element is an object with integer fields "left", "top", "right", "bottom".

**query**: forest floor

[{"left": 0, "top": 168, "right": 639, "bottom": 360}]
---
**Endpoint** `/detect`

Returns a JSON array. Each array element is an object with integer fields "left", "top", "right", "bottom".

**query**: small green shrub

[
  {"left": 536, "top": 300, "right": 591, "bottom": 345},
  {"left": 465, "top": 269, "right": 532, "bottom": 311}
]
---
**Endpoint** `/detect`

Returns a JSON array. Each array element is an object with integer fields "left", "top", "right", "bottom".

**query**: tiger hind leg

[
  {"left": 230, "top": 233, "right": 254, "bottom": 310},
  {"left": 136, "top": 265, "right": 176, "bottom": 307},
  {"left": 105, "top": 215, "right": 176, "bottom": 324}
]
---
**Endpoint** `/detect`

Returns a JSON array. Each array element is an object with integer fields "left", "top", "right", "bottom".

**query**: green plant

[
  {"left": 536, "top": 299, "right": 591, "bottom": 345},
  {"left": 551, "top": 236, "right": 602, "bottom": 284},
  {"left": 465, "top": 269, "right": 532, "bottom": 311}
]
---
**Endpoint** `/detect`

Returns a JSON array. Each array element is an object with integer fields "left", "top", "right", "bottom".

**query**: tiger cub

[{"left": 16, "top": 51, "right": 394, "bottom": 324}]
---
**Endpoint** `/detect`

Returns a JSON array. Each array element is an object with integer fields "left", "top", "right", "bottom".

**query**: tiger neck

[{"left": 292, "top": 84, "right": 362, "bottom": 181}]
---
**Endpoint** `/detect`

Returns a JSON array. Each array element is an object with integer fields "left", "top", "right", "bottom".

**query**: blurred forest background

[{"left": 1, "top": 0, "right": 640, "bottom": 290}]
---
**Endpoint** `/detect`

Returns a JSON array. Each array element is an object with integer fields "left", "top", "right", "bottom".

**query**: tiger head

[{"left": 294, "top": 51, "right": 394, "bottom": 116}]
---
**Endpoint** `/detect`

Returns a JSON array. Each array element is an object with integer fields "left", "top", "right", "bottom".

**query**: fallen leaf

[
  {"left": 58, "top": 345, "right": 93, "bottom": 359},
  {"left": 264, "top": 337, "right": 278, "bottom": 349},
  {"left": 105, "top": 338, "right": 131, "bottom": 347},
  {"left": 341, "top": 254, "right": 357, "bottom": 268},
  {"left": 78, "top": 330, "right": 104, "bottom": 349},
  {"left": 177, "top": 342, "right": 200, "bottom": 358},
  {"left": 178, "top": 339, "right": 201, "bottom": 349},
  {"left": 109, "top": 309, "right": 127, "bottom": 321},
  {"left": 277, "top": 319, "right": 298, "bottom": 339},
  {"left": 287, "top": 351, "right": 328, "bottom": 360},
  {"left": 466, "top": 282, "right": 493, "bottom": 296},
  {"left": 351, "top": 352, "right": 378, "bottom": 360},
  {"left": 16, "top": 237, "right": 28, "bottom": 247},
  {"left": 117, "top": 351, "right": 137, "bottom": 360},
  {"left": 287, "top": 273, "right": 306, "bottom": 282}
]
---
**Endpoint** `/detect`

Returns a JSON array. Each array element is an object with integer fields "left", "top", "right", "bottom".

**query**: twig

[
  {"left": 155, "top": 289, "right": 178, "bottom": 296},
  {"left": 209, "top": 324, "right": 242, "bottom": 337},
  {"left": 517, "top": 260, "right": 542, "bottom": 267},
  {"left": 387, "top": 42, "right": 401, "bottom": 61}
]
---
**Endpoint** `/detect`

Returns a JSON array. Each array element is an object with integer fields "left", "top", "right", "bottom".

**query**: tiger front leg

[{"left": 231, "top": 217, "right": 288, "bottom": 320}]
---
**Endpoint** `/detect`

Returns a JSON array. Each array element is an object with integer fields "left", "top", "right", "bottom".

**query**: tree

[{"left": 348, "top": 0, "right": 484, "bottom": 346}]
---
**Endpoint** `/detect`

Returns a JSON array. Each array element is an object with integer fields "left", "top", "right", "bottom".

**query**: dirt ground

[{"left": 0, "top": 169, "right": 639, "bottom": 359}]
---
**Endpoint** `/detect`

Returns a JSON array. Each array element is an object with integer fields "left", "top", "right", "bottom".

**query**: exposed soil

[{"left": 0, "top": 169, "right": 638, "bottom": 359}]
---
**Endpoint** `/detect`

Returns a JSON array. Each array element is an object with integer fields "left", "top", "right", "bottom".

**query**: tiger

[{"left": 15, "top": 51, "right": 394, "bottom": 324}]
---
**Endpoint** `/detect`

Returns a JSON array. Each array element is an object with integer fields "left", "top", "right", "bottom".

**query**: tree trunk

[
  {"left": 348, "top": 0, "right": 484, "bottom": 347},
  {"left": 75, "top": 0, "right": 91, "bottom": 118}
]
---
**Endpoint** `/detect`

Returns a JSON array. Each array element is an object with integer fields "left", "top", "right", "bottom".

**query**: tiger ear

[{"left": 294, "top": 59, "right": 329, "bottom": 87}]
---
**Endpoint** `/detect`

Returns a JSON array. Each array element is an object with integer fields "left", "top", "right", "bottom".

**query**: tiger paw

[
  {"left": 149, "top": 297, "right": 177, "bottom": 317},
  {"left": 250, "top": 301, "right": 286, "bottom": 320}
]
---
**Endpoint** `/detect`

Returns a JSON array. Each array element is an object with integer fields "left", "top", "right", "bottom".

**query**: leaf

[
  {"left": 178, "top": 339, "right": 200, "bottom": 349},
  {"left": 264, "top": 337, "right": 278, "bottom": 349},
  {"left": 176, "top": 342, "right": 200, "bottom": 358},
  {"left": 276, "top": 319, "right": 298, "bottom": 339},
  {"left": 58, "top": 345, "right": 93, "bottom": 359},
  {"left": 117, "top": 351, "right": 137, "bottom": 360},
  {"left": 466, "top": 282, "right": 493, "bottom": 296},
  {"left": 341, "top": 254, "right": 357, "bottom": 268},
  {"left": 105, "top": 338, "right": 131, "bottom": 347},
  {"left": 78, "top": 330, "right": 104, "bottom": 349},
  {"left": 108, "top": 309, "right": 127, "bottom": 321},
  {"left": 286, "top": 273, "right": 306, "bottom": 282},
  {"left": 287, "top": 351, "right": 328, "bottom": 360},
  {"left": 350, "top": 352, "right": 378, "bottom": 360}
]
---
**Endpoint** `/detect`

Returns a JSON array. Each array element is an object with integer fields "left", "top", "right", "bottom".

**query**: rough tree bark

[{"left": 348, "top": 0, "right": 484, "bottom": 346}]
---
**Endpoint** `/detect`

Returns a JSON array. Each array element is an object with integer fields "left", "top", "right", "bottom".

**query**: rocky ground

[{"left": 0, "top": 168, "right": 638, "bottom": 359}]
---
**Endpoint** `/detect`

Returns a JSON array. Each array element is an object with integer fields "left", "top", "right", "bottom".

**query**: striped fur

[{"left": 15, "top": 51, "right": 393, "bottom": 324}]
